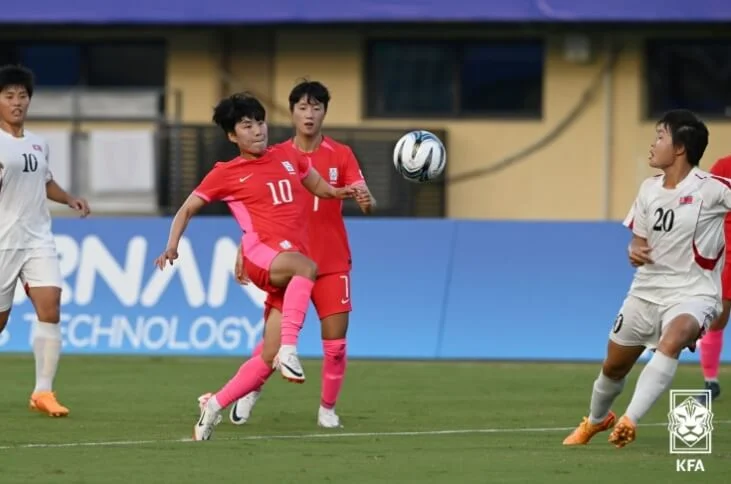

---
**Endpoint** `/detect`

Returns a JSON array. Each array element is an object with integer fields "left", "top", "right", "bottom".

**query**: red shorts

[
  {"left": 264, "top": 271, "right": 352, "bottom": 321},
  {"left": 723, "top": 263, "right": 731, "bottom": 301},
  {"left": 243, "top": 236, "right": 302, "bottom": 295}
]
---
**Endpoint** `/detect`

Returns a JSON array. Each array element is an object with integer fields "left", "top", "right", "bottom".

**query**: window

[
  {"left": 0, "top": 41, "right": 166, "bottom": 89},
  {"left": 86, "top": 43, "right": 166, "bottom": 88},
  {"left": 646, "top": 39, "right": 731, "bottom": 118},
  {"left": 366, "top": 39, "right": 544, "bottom": 118}
]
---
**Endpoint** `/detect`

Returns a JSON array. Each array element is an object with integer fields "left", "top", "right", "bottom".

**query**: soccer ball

[{"left": 392, "top": 130, "right": 446, "bottom": 183}]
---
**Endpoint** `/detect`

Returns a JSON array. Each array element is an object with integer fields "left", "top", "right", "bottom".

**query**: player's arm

[
  {"left": 343, "top": 147, "right": 376, "bottom": 214},
  {"left": 163, "top": 193, "right": 207, "bottom": 254},
  {"left": 623, "top": 182, "right": 653, "bottom": 266},
  {"left": 155, "top": 167, "right": 221, "bottom": 269},
  {"left": 45, "top": 180, "right": 90, "bottom": 217},
  {"left": 301, "top": 165, "right": 354, "bottom": 200}
]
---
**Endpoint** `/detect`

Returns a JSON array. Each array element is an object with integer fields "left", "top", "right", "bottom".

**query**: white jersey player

[
  {"left": 0, "top": 65, "right": 90, "bottom": 418},
  {"left": 563, "top": 109, "right": 724, "bottom": 449}
]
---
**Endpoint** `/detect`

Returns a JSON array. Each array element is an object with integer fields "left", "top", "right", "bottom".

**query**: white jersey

[
  {"left": 623, "top": 167, "right": 731, "bottom": 305},
  {"left": 0, "top": 129, "right": 55, "bottom": 250}
]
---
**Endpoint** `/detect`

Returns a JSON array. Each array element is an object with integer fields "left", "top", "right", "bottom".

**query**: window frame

[{"left": 363, "top": 37, "right": 545, "bottom": 120}]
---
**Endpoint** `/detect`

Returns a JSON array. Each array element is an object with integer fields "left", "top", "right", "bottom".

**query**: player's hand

[
  {"left": 234, "top": 249, "right": 250, "bottom": 285},
  {"left": 354, "top": 185, "right": 373, "bottom": 208},
  {"left": 154, "top": 248, "right": 178, "bottom": 270},
  {"left": 333, "top": 186, "right": 356, "bottom": 199},
  {"left": 68, "top": 197, "right": 91, "bottom": 217},
  {"left": 628, "top": 238, "right": 653, "bottom": 267}
]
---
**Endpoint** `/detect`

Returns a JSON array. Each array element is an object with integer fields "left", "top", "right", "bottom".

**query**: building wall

[{"left": 4, "top": 26, "right": 730, "bottom": 220}]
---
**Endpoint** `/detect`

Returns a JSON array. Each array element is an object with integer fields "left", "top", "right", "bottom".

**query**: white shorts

[
  {"left": 0, "top": 247, "right": 62, "bottom": 312},
  {"left": 609, "top": 295, "right": 719, "bottom": 349}
]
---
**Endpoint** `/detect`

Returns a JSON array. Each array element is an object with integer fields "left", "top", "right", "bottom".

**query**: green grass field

[{"left": 0, "top": 355, "right": 726, "bottom": 483}]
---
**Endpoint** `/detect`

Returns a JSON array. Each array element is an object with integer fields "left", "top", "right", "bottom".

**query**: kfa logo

[
  {"left": 329, "top": 167, "right": 338, "bottom": 184},
  {"left": 281, "top": 161, "right": 296, "bottom": 175},
  {"left": 669, "top": 389, "right": 713, "bottom": 472}
]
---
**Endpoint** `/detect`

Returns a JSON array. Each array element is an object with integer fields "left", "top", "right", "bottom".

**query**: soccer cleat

[
  {"left": 29, "top": 391, "right": 69, "bottom": 417},
  {"left": 695, "top": 381, "right": 721, "bottom": 407},
  {"left": 608, "top": 415, "right": 637, "bottom": 448},
  {"left": 562, "top": 411, "right": 616, "bottom": 445},
  {"left": 317, "top": 406, "right": 342, "bottom": 429},
  {"left": 274, "top": 345, "right": 306, "bottom": 383},
  {"left": 229, "top": 391, "right": 261, "bottom": 425},
  {"left": 193, "top": 396, "right": 222, "bottom": 441},
  {"left": 197, "top": 393, "right": 222, "bottom": 426}
]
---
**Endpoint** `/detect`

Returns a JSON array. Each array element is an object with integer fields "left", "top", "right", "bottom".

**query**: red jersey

[
  {"left": 276, "top": 136, "right": 365, "bottom": 275},
  {"left": 193, "top": 146, "right": 312, "bottom": 253},
  {"left": 710, "top": 154, "right": 731, "bottom": 258}
]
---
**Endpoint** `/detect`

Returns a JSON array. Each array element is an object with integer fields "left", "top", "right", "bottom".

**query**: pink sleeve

[
  {"left": 192, "top": 165, "right": 225, "bottom": 202},
  {"left": 343, "top": 147, "right": 365, "bottom": 186}
]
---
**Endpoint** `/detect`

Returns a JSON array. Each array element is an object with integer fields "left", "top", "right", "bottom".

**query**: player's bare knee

[
  {"left": 294, "top": 256, "right": 317, "bottom": 280},
  {"left": 28, "top": 287, "right": 61, "bottom": 323},
  {"left": 321, "top": 313, "right": 349, "bottom": 340},
  {"left": 601, "top": 361, "right": 630, "bottom": 381},
  {"left": 0, "top": 310, "right": 10, "bottom": 333},
  {"left": 657, "top": 316, "right": 700, "bottom": 357}
]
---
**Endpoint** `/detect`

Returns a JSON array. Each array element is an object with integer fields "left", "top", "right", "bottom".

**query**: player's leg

[
  {"left": 21, "top": 248, "right": 68, "bottom": 417},
  {"left": 563, "top": 295, "right": 655, "bottom": 446},
  {"left": 242, "top": 240, "right": 316, "bottom": 383},
  {"left": 0, "top": 249, "right": 21, "bottom": 340},
  {"left": 609, "top": 299, "right": 713, "bottom": 448},
  {"left": 312, "top": 272, "right": 352, "bottom": 428},
  {"left": 229, "top": 299, "right": 282, "bottom": 425},
  {"left": 699, "top": 270, "right": 730, "bottom": 400},
  {"left": 193, "top": 303, "right": 282, "bottom": 440},
  {"left": 268, "top": 251, "right": 318, "bottom": 383}
]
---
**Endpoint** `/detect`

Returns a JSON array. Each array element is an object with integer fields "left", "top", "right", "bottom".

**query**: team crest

[
  {"left": 32, "top": 144, "right": 43, "bottom": 152},
  {"left": 329, "top": 167, "right": 338, "bottom": 183},
  {"left": 281, "top": 161, "right": 296, "bottom": 174}
]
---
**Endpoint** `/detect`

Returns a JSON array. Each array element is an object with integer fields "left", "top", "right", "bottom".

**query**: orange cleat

[
  {"left": 563, "top": 411, "right": 616, "bottom": 445},
  {"left": 29, "top": 391, "right": 69, "bottom": 417},
  {"left": 608, "top": 415, "right": 636, "bottom": 448}
]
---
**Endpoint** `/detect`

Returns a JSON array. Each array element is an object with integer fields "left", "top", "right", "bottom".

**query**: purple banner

[{"left": 1, "top": 0, "right": 730, "bottom": 24}]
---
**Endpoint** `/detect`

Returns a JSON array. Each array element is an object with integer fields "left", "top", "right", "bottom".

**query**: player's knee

[
  {"left": 294, "top": 256, "right": 317, "bottom": 280},
  {"left": 0, "top": 310, "right": 10, "bottom": 333},
  {"left": 322, "top": 338, "right": 346, "bottom": 361},
  {"left": 601, "top": 362, "right": 627, "bottom": 381},
  {"left": 658, "top": 318, "right": 700, "bottom": 357}
]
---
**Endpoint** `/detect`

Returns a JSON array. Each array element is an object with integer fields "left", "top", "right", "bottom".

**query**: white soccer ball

[{"left": 392, "top": 130, "right": 446, "bottom": 183}]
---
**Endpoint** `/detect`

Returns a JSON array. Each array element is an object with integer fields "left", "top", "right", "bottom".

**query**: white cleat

[
  {"left": 197, "top": 393, "right": 222, "bottom": 426},
  {"left": 229, "top": 391, "right": 261, "bottom": 425},
  {"left": 318, "top": 406, "right": 342, "bottom": 428},
  {"left": 275, "top": 345, "right": 306, "bottom": 384},
  {"left": 193, "top": 394, "right": 222, "bottom": 441}
]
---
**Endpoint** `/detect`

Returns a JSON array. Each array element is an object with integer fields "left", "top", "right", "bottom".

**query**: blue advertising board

[
  {"left": 4, "top": 0, "right": 731, "bottom": 24},
  {"left": 0, "top": 217, "right": 724, "bottom": 363}
]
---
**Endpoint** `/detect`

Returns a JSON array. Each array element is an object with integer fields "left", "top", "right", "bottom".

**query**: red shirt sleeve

[
  {"left": 192, "top": 164, "right": 227, "bottom": 202},
  {"left": 342, "top": 146, "right": 365, "bottom": 186}
]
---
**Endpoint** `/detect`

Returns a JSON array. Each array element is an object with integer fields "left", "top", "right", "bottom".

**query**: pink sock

[
  {"left": 700, "top": 329, "right": 724, "bottom": 380},
  {"left": 321, "top": 339, "right": 347, "bottom": 409},
  {"left": 214, "top": 356, "right": 274, "bottom": 408},
  {"left": 281, "top": 276, "right": 314, "bottom": 346},
  {"left": 250, "top": 340, "right": 267, "bottom": 392}
]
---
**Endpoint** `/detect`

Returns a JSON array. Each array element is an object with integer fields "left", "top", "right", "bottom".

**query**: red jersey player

[
  {"left": 229, "top": 81, "right": 376, "bottom": 429},
  {"left": 153, "top": 93, "right": 355, "bottom": 441},
  {"left": 698, "top": 153, "right": 731, "bottom": 401}
]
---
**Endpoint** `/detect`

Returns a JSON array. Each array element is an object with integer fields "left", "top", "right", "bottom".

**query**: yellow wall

[
  {"left": 166, "top": 27, "right": 731, "bottom": 221},
  {"left": 7, "top": 26, "right": 730, "bottom": 220}
]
